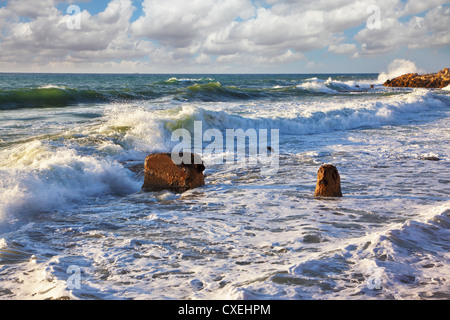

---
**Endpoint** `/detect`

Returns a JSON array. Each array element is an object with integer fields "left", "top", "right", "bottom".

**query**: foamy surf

[
  {"left": 2, "top": 86, "right": 442, "bottom": 222},
  {"left": 296, "top": 81, "right": 338, "bottom": 94},
  {"left": 0, "top": 140, "right": 141, "bottom": 225},
  {"left": 284, "top": 203, "right": 450, "bottom": 299},
  {"left": 0, "top": 72, "right": 448, "bottom": 300},
  {"left": 99, "top": 87, "right": 447, "bottom": 143}
]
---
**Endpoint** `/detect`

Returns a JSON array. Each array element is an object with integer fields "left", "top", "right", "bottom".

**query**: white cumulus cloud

[{"left": 0, "top": 0, "right": 448, "bottom": 72}]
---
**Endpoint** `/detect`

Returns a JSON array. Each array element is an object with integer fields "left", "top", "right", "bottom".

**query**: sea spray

[
  {"left": 0, "top": 141, "right": 141, "bottom": 224},
  {"left": 377, "top": 59, "right": 425, "bottom": 84},
  {"left": 0, "top": 72, "right": 449, "bottom": 300},
  {"left": 170, "top": 120, "right": 280, "bottom": 175},
  {"left": 101, "top": 89, "right": 447, "bottom": 143}
]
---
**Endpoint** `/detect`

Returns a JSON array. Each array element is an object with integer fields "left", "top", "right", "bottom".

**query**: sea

[{"left": 0, "top": 73, "right": 449, "bottom": 300}]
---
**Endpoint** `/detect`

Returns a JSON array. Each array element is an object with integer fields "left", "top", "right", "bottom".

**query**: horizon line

[{"left": 0, "top": 71, "right": 381, "bottom": 75}]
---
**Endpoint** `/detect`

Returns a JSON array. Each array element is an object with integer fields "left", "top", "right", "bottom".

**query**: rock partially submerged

[
  {"left": 142, "top": 153, "right": 205, "bottom": 192},
  {"left": 314, "top": 165, "right": 342, "bottom": 198},
  {"left": 383, "top": 68, "right": 450, "bottom": 88},
  {"left": 419, "top": 156, "right": 440, "bottom": 161}
]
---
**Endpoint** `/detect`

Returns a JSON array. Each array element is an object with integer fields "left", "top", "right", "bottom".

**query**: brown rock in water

[
  {"left": 314, "top": 165, "right": 342, "bottom": 197},
  {"left": 142, "top": 153, "right": 205, "bottom": 192},
  {"left": 383, "top": 68, "right": 450, "bottom": 88}
]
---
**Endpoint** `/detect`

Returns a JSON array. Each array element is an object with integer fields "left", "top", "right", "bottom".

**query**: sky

[{"left": 0, "top": 0, "right": 449, "bottom": 73}]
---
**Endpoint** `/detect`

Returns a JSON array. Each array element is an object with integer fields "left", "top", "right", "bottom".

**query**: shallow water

[{"left": 0, "top": 73, "right": 449, "bottom": 299}]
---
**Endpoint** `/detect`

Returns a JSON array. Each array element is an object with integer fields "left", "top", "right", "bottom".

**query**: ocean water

[{"left": 0, "top": 73, "right": 449, "bottom": 300}]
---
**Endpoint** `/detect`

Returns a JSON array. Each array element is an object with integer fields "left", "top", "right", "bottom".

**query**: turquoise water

[
  {"left": 0, "top": 73, "right": 381, "bottom": 108},
  {"left": 0, "top": 73, "right": 449, "bottom": 300}
]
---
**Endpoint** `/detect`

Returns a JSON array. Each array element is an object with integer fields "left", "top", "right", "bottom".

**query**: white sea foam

[
  {"left": 280, "top": 203, "right": 450, "bottom": 299},
  {"left": 0, "top": 252, "right": 76, "bottom": 299},
  {"left": 1, "top": 88, "right": 444, "bottom": 225},
  {"left": 325, "top": 77, "right": 376, "bottom": 91},
  {"left": 86, "top": 88, "right": 448, "bottom": 166},
  {"left": 0, "top": 141, "right": 141, "bottom": 224},
  {"left": 37, "top": 85, "right": 67, "bottom": 90},
  {"left": 377, "top": 59, "right": 425, "bottom": 84},
  {"left": 182, "top": 89, "right": 444, "bottom": 134},
  {"left": 296, "top": 79, "right": 338, "bottom": 94},
  {"left": 166, "top": 77, "right": 214, "bottom": 83},
  {"left": 356, "top": 204, "right": 450, "bottom": 299},
  {"left": 1, "top": 73, "right": 448, "bottom": 300},
  {"left": 0, "top": 238, "right": 6, "bottom": 249}
]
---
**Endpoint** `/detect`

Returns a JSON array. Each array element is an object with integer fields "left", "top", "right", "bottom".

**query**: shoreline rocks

[
  {"left": 142, "top": 153, "right": 205, "bottom": 192},
  {"left": 314, "top": 165, "right": 342, "bottom": 198},
  {"left": 383, "top": 68, "right": 450, "bottom": 88}
]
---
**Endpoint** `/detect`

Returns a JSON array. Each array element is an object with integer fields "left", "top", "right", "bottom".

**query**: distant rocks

[
  {"left": 419, "top": 156, "right": 440, "bottom": 161},
  {"left": 383, "top": 68, "right": 450, "bottom": 88},
  {"left": 314, "top": 165, "right": 342, "bottom": 198},
  {"left": 142, "top": 153, "right": 205, "bottom": 192}
]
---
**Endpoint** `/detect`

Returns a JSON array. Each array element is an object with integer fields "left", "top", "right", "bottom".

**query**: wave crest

[
  {"left": 0, "top": 141, "right": 141, "bottom": 224},
  {"left": 378, "top": 59, "right": 425, "bottom": 84}
]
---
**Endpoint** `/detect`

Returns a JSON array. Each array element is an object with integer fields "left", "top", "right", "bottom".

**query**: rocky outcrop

[
  {"left": 142, "top": 153, "right": 205, "bottom": 192},
  {"left": 383, "top": 68, "right": 450, "bottom": 88},
  {"left": 314, "top": 165, "right": 342, "bottom": 197}
]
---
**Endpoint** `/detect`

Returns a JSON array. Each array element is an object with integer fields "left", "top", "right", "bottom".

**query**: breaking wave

[
  {"left": 286, "top": 203, "right": 450, "bottom": 299},
  {"left": 0, "top": 141, "right": 141, "bottom": 225},
  {"left": 377, "top": 59, "right": 425, "bottom": 84},
  {"left": 0, "top": 76, "right": 389, "bottom": 110},
  {"left": 0, "top": 87, "right": 160, "bottom": 110}
]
